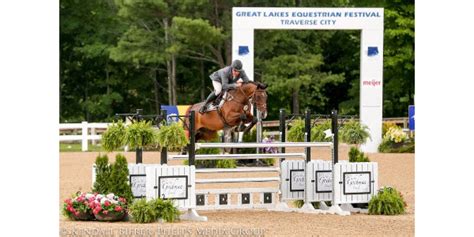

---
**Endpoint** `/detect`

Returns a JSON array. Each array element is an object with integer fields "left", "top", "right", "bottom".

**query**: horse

[{"left": 185, "top": 81, "right": 268, "bottom": 142}]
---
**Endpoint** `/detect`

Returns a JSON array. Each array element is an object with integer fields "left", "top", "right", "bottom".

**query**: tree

[{"left": 383, "top": 0, "right": 415, "bottom": 117}]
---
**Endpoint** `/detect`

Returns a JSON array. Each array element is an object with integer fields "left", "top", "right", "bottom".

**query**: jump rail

[
  {"left": 169, "top": 153, "right": 306, "bottom": 160},
  {"left": 195, "top": 142, "right": 333, "bottom": 149},
  {"left": 196, "top": 177, "right": 280, "bottom": 184},
  {"left": 195, "top": 167, "right": 279, "bottom": 173}
]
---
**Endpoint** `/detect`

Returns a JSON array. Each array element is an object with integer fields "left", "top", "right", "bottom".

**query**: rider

[{"left": 199, "top": 59, "right": 250, "bottom": 114}]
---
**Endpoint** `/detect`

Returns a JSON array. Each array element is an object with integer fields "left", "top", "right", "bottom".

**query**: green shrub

[
  {"left": 287, "top": 119, "right": 305, "bottom": 142},
  {"left": 126, "top": 120, "right": 158, "bottom": 149},
  {"left": 215, "top": 159, "right": 237, "bottom": 168},
  {"left": 311, "top": 120, "right": 332, "bottom": 142},
  {"left": 128, "top": 199, "right": 157, "bottom": 223},
  {"left": 102, "top": 121, "right": 126, "bottom": 152},
  {"left": 382, "top": 122, "right": 398, "bottom": 136},
  {"left": 156, "top": 122, "right": 188, "bottom": 151},
  {"left": 369, "top": 187, "right": 407, "bottom": 215},
  {"left": 378, "top": 139, "right": 415, "bottom": 153},
  {"left": 93, "top": 154, "right": 111, "bottom": 194},
  {"left": 150, "top": 199, "right": 181, "bottom": 222},
  {"left": 348, "top": 147, "right": 370, "bottom": 162},
  {"left": 239, "top": 128, "right": 257, "bottom": 154},
  {"left": 108, "top": 154, "right": 134, "bottom": 204},
  {"left": 339, "top": 120, "right": 371, "bottom": 146}
]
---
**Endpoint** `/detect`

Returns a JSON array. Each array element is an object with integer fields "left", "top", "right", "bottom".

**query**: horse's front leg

[
  {"left": 236, "top": 113, "right": 248, "bottom": 132},
  {"left": 242, "top": 117, "right": 258, "bottom": 133}
]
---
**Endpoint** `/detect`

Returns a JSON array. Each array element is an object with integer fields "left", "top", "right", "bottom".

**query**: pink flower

[
  {"left": 93, "top": 209, "right": 99, "bottom": 215},
  {"left": 103, "top": 210, "right": 108, "bottom": 215},
  {"left": 118, "top": 197, "right": 126, "bottom": 203},
  {"left": 104, "top": 201, "right": 111, "bottom": 207},
  {"left": 114, "top": 206, "right": 122, "bottom": 212},
  {"left": 88, "top": 197, "right": 95, "bottom": 202}
]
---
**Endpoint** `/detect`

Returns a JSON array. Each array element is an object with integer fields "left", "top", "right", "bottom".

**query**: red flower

[
  {"left": 114, "top": 206, "right": 122, "bottom": 212},
  {"left": 104, "top": 201, "right": 111, "bottom": 207}
]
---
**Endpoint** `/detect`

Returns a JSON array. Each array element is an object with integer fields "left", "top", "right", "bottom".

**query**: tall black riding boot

[{"left": 199, "top": 92, "right": 217, "bottom": 114}]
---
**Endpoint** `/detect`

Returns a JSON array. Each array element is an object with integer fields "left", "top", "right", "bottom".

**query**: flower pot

[
  {"left": 94, "top": 211, "right": 126, "bottom": 222},
  {"left": 72, "top": 211, "right": 94, "bottom": 221}
]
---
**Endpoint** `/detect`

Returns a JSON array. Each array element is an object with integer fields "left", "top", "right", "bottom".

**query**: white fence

[
  {"left": 92, "top": 164, "right": 207, "bottom": 221},
  {"left": 59, "top": 122, "right": 110, "bottom": 151}
]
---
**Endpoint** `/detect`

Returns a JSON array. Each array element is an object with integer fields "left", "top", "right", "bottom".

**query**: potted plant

[
  {"left": 101, "top": 120, "right": 127, "bottom": 152},
  {"left": 339, "top": 120, "right": 371, "bottom": 148},
  {"left": 91, "top": 193, "right": 128, "bottom": 221},
  {"left": 156, "top": 121, "right": 188, "bottom": 152},
  {"left": 62, "top": 192, "right": 96, "bottom": 221}
]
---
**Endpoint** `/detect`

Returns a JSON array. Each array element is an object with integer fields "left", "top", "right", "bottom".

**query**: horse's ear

[{"left": 257, "top": 83, "right": 268, "bottom": 89}]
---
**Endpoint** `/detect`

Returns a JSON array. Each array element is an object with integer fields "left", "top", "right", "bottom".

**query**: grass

[{"left": 60, "top": 143, "right": 105, "bottom": 152}]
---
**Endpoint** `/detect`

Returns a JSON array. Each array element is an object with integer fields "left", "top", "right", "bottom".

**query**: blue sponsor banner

[
  {"left": 368, "top": 46, "right": 379, "bottom": 56},
  {"left": 408, "top": 105, "right": 415, "bottom": 131},
  {"left": 238, "top": 46, "right": 249, "bottom": 56},
  {"left": 160, "top": 105, "right": 179, "bottom": 123}
]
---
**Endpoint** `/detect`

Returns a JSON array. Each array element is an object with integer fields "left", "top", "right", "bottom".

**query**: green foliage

[
  {"left": 238, "top": 128, "right": 257, "bottom": 154},
  {"left": 383, "top": 0, "right": 415, "bottom": 117},
  {"left": 348, "top": 147, "right": 370, "bottom": 162},
  {"left": 260, "top": 53, "right": 344, "bottom": 115},
  {"left": 156, "top": 122, "right": 188, "bottom": 151},
  {"left": 287, "top": 119, "right": 305, "bottom": 142},
  {"left": 339, "top": 120, "right": 371, "bottom": 146},
  {"left": 150, "top": 199, "right": 181, "bottom": 223},
  {"left": 382, "top": 122, "right": 398, "bottom": 136},
  {"left": 311, "top": 120, "right": 332, "bottom": 142},
  {"left": 369, "top": 187, "right": 407, "bottom": 215},
  {"left": 102, "top": 121, "right": 127, "bottom": 152},
  {"left": 93, "top": 154, "right": 111, "bottom": 194},
  {"left": 128, "top": 199, "right": 157, "bottom": 223},
  {"left": 293, "top": 200, "right": 331, "bottom": 209},
  {"left": 60, "top": 0, "right": 414, "bottom": 123},
  {"left": 185, "top": 138, "right": 236, "bottom": 168},
  {"left": 172, "top": 17, "right": 225, "bottom": 47},
  {"left": 108, "top": 154, "right": 134, "bottom": 204},
  {"left": 60, "top": 143, "right": 102, "bottom": 152},
  {"left": 126, "top": 121, "right": 158, "bottom": 149},
  {"left": 128, "top": 198, "right": 181, "bottom": 223},
  {"left": 378, "top": 125, "right": 414, "bottom": 153},
  {"left": 215, "top": 159, "right": 237, "bottom": 168},
  {"left": 378, "top": 139, "right": 415, "bottom": 153}
]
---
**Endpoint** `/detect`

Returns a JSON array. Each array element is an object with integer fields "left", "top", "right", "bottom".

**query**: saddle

[{"left": 203, "top": 92, "right": 227, "bottom": 113}]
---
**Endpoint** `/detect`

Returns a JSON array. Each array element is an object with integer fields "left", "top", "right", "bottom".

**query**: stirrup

[{"left": 199, "top": 105, "right": 206, "bottom": 114}]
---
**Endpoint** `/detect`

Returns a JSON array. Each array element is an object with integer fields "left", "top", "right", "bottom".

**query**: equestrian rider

[{"left": 199, "top": 59, "right": 250, "bottom": 114}]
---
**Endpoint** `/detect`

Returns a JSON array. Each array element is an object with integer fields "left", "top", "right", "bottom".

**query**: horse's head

[{"left": 249, "top": 82, "right": 268, "bottom": 119}]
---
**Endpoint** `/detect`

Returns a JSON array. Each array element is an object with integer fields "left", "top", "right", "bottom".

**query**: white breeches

[{"left": 212, "top": 80, "right": 222, "bottom": 96}]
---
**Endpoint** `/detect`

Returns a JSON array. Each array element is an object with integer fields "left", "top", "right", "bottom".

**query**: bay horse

[{"left": 185, "top": 82, "right": 268, "bottom": 142}]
